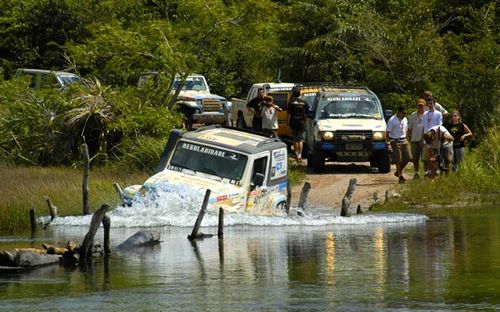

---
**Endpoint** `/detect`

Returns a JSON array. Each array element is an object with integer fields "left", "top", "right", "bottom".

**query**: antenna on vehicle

[{"left": 274, "top": 68, "right": 281, "bottom": 83}]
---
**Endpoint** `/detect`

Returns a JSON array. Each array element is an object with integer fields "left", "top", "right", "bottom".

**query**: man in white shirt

[
  {"left": 423, "top": 90, "right": 448, "bottom": 115},
  {"left": 387, "top": 106, "right": 411, "bottom": 183},
  {"left": 408, "top": 99, "right": 426, "bottom": 178},
  {"left": 423, "top": 125, "right": 454, "bottom": 178}
]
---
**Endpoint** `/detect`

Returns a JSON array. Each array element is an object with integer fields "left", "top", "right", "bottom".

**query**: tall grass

[
  {"left": 0, "top": 165, "right": 149, "bottom": 234},
  {"left": 393, "top": 126, "right": 500, "bottom": 207}
]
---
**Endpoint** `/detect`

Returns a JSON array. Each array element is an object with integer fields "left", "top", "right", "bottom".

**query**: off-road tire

[
  {"left": 236, "top": 113, "right": 246, "bottom": 129},
  {"left": 374, "top": 150, "right": 391, "bottom": 173},
  {"left": 312, "top": 150, "right": 325, "bottom": 173}
]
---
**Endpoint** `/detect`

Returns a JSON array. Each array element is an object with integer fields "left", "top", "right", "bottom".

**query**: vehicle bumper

[{"left": 313, "top": 141, "right": 387, "bottom": 161}]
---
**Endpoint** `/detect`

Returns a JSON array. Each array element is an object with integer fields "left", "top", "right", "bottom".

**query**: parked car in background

[
  {"left": 15, "top": 68, "right": 81, "bottom": 90},
  {"left": 305, "top": 85, "right": 392, "bottom": 173},
  {"left": 139, "top": 73, "right": 230, "bottom": 130},
  {"left": 231, "top": 82, "right": 296, "bottom": 143}
]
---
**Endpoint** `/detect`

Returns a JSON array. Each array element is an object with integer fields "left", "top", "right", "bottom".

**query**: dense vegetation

[{"left": 0, "top": 0, "right": 498, "bottom": 169}]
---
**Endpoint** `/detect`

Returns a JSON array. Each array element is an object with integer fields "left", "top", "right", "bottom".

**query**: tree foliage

[{"left": 0, "top": 0, "right": 497, "bottom": 166}]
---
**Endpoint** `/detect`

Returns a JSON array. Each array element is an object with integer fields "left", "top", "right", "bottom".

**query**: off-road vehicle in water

[
  {"left": 305, "top": 86, "right": 391, "bottom": 173},
  {"left": 123, "top": 125, "right": 290, "bottom": 215}
]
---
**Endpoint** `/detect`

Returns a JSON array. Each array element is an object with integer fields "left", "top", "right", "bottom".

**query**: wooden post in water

[
  {"left": 356, "top": 204, "right": 362, "bottom": 214},
  {"left": 82, "top": 143, "right": 90, "bottom": 216},
  {"left": 29, "top": 208, "right": 36, "bottom": 234},
  {"left": 80, "top": 204, "right": 110, "bottom": 259},
  {"left": 385, "top": 190, "right": 389, "bottom": 204},
  {"left": 113, "top": 183, "right": 124, "bottom": 205},
  {"left": 188, "top": 189, "right": 211, "bottom": 240},
  {"left": 340, "top": 178, "right": 357, "bottom": 217},
  {"left": 217, "top": 207, "right": 224, "bottom": 238},
  {"left": 45, "top": 196, "right": 58, "bottom": 221},
  {"left": 298, "top": 182, "right": 312, "bottom": 211},
  {"left": 102, "top": 214, "right": 111, "bottom": 255}
]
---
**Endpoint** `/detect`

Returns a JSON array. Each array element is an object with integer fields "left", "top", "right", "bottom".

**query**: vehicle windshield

[
  {"left": 57, "top": 73, "right": 81, "bottom": 86},
  {"left": 173, "top": 77, "right": 208, "bottom": 92},
  {"left": 316, "top": 96, "right": 382, "bottom": 119},
  {"left": 170, "top": 142, "right": 247, "bottom": 181}
]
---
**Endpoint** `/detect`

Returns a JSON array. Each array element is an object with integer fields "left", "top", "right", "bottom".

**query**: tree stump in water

[
  {"left": 341, "top": 178, "right": 357, "bottom": 217},
  {"left": 80, "top": 204, "right": 110, "bottom": 259}
]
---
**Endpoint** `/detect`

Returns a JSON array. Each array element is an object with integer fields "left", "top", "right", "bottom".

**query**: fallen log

[
  {"left": 15, "top": 251, "right": 60, "bottom": 267},
  {"left": 117, "top": 230, "right": 160, "bottom": 251}
]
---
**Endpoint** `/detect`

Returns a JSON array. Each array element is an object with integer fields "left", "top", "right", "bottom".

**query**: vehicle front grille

[
  {"left": 335, "top": 130, "right": 373, "bottom": 141},
  {"left": 201, "top": 99, "right": 222, "bottom": 112}
]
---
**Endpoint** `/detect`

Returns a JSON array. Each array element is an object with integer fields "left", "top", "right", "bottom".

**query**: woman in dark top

[{"left": 446, "top": 110, "right": 472, "bottom": 172}]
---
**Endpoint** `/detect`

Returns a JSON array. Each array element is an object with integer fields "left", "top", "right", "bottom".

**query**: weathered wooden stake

[
  {"left": 385, "top": 190, "right": 389, "bottom": 204},
  {"left": 217, "top": 207, "right": 224, "bottom": 238},
  {"left": 82, "top": 143, "right": 90, "bottom": 216},
  {"left": 113, "top": 183, "right": 124, "bottom": 205},
  {"left": 298, "top": 182, "right": 312, "bottom": 210},
  {"left": 102, "top": 214, "right": 111, "bottom": 255},
  {"left": 80, "top": 204, "right": 110, "bottom": 259},
  {"left": 340, "top": 178, "right": 357, "bottom": 217},
  {"left": 356, "top": 204, "right": 362, "bottom": 214},
  {"left": 45, "top": 197, "right": 57, "bottom": 221},
  {"left": 29, "top": 208, "right": 36, "bottom": 234},
  {"left": 188, "top": 189, "right": 211, "bottom": 240}
]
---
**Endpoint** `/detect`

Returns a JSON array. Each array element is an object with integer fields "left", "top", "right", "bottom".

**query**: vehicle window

[
  {"left": 251, "top": 156, "right": 268, "bottom": 183},
  {"left": 170, "top": 142, "right": 247, "bottom": 181},
  {"left": 58, "top": 73, "right": 80, "bottom": 87},
  {"left": 269, "top": 92, "right": 290, "bottom": 110},
  {"left": 173, "top": 77, "right": 208, "bottom": 92},
  {"left": 316, "top": 96, "right": 382, "bottom": 119}
]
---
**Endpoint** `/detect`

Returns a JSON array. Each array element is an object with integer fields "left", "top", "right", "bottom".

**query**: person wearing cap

[
  {"left": 423, "top": 125, "right": 454, "bottom": 178},
  {"left": 386, "top": 105, "right": 411, "bottom": 183},
  {"left": 288, "top": 87, "right": 309, "bottom": 161},
  {"left": 261, "top": 96, "right": 282, "bottom": 138},
  {"left": 423, "top": 90, "right": 448, "bottom": 115},
  {"left": 407, "top": 99, "right": 426, "bottom": 178}
]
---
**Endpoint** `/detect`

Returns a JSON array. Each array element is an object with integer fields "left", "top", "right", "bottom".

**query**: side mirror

[
  {"left": 384, "top": 109, "right": 393, "bottom": 122},
  {"left": 252, "top": 172, "right": 265, "bottom": 187}
]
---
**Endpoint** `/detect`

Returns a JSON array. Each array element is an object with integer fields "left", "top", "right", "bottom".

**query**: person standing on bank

[
  {"left": 386, "top": 106, "right": 412, "bottom": 183},
  {"left": 446, "top": 110, "right": 473, "bottom": 172},
  {"left": 422, "top": 96, "right": 443, "bottom": 177},
  {"left": 288, "top": 87, "right": 309, "bottom": 161},
  {"left": 247, "top": 87, "right": 266, "bottom": 132},
  {"left": 407, "top": 99, "right": 426, "bottom": 179},
  {"left": 261, "top": 96, "right": 282, "bottom": 138},
  {"left": 423, "top": 125, "right": 454, "bottom": 177},
  {"left": 423, "top": 90, "right": 448, "bottom": 115}
]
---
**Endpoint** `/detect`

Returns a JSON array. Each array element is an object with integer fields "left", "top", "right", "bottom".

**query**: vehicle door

[
  {"left": 245, "top": 152, "right": 272, "bottom": 213},
  {"left": 306, "top": 94, "right": 320, "bottom": 149}
]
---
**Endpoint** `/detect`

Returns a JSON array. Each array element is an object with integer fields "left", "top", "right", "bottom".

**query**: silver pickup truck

[{"left": 173, "top": 74, "right": 230, "bottom": 130}]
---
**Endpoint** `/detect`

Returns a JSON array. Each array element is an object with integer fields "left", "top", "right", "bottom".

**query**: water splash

[{"left": 49, "top": 182, "right": 428, "bottom": 228}]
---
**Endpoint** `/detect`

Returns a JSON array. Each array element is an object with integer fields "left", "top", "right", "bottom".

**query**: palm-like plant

[{"left": 64, "top": 77, "right": 117, "bottom": 163}]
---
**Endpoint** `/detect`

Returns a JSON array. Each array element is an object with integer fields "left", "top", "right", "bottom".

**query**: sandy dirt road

[{"left": 290, "top": 162, "right": 400, "bottom": 213}]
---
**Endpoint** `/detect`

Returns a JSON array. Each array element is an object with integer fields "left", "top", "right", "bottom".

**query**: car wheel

[
  {"left": 375, "top": 150, "right": 391, "bottom": 173},
  {"left": 312, "top": 150, "right": 325, "bottom": 173},
  {"left": 237, "top": 113, "right": 246, "bottom": 129},
  {"left": 276, "top": 201, "right": 289, "bottom": 214}
]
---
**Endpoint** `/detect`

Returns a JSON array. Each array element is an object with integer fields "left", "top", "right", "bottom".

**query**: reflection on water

[{"left": 0, "top": 206, "right": 499, "bottom": 311}]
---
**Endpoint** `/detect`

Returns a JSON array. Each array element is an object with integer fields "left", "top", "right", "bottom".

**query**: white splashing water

[{"left": 49, "top": 182, "right": 428, "bottom": 228}]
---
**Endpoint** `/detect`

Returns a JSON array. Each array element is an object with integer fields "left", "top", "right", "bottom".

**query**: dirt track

[{"left": 290, "top": 162, "right": 400, "bottom": 213}]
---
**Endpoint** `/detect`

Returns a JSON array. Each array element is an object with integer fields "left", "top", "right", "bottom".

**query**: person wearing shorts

[
  {"left": 387, "top": 106, "right": 412, "bottom": 183},
  {"left": 423, "top": 125, "right": 454, "bottom": 178}
]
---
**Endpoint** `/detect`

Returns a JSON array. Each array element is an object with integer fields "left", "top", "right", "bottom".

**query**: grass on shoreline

[{"left": 0, "top": 165, "right": 149, "bottom": 234}]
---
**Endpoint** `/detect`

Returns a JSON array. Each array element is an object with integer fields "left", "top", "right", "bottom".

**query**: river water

[{"left": 0, "top": 188, "right": 498, "bottom": 311}]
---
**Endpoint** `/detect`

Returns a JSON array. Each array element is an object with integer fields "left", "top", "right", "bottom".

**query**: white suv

[{"left": 306, "top": 86, "right": 391, "bottom": 173}]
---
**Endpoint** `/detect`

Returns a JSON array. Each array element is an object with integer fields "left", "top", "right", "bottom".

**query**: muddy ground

[{"left": 290, "top": 162, "right": 402, "bottom": 214}]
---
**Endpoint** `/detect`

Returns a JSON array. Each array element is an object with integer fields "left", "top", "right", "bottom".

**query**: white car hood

[
  {"left": 316, "top": 118, "right": 386, "bottom": 131},
  {"left": 142, "top": 169, "right": 246, "bottom": 213}
]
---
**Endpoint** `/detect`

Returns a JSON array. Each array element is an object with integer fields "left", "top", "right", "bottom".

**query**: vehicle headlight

[
  {"left": 320, "top": 131, "right": 335, "bottom": 141},
  {"left": 372, "top": 131, "right": 385, "bottom": 141}
]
